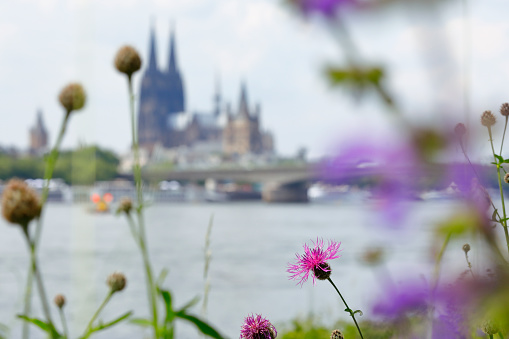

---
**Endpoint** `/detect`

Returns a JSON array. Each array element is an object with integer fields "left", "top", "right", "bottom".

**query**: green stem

[
  {"left": 83, "top": 291, "right": 113, "bottom": 337},
  {"left": 500, "top": 116, "right": 508, "bottom": 155},
  {"left": 22, "top": 264, "right": 33, "bottom": 339},
  {"left": 58, "top": 307, "right": 69, "bottom": 339},
  {"left": 327, "top": 278, "right": 364, "bottom": 339},
  {"left": 489, "top": 335, "right": 493, "bottom": 339},
  {"left": 21, "top": 226, "right": 55, "bottom": 334},
  {"left": 127, "top": 76, "right": 159, "bottom": 337},
  {"left": 464, "top": 252, "right": 475, "bottom": 279},
  {"left": 433, "top": 233, "right": 451, "bottom": 286},
  {"left": 126, "top": 214, "right": 140, "bottom": 244},
  {"left": 488, "top": 127, "right": 509, "bottom": 255}
]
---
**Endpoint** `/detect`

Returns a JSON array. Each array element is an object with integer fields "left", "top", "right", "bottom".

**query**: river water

[{"left": 0, "top": 200, "right": 490, "bottom": 338}]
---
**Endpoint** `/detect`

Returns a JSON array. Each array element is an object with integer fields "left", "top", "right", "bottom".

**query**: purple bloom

[
  {"left": 287, "top": 238, "right": 341, "bottom": 286},
  {"left": 372, "top": 279, "right": 431, "bottom": 318},
  {"left": 294, "top": 0, "right": 354, "bottom": 16},
  {"left": 320, "top": 138, "right": 420, "bottom": 227},
  {"left": 240, "top": 314, "right": 277, "bottom": 339}
]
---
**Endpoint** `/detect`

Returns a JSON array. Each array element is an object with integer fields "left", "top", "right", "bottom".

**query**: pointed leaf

[
  {"left": 157, "top": 268, "right": 169, "bottom": 287},
  {"left": 130, "top": 318, "right": 153, "bottom": 328},
  {"left": 90, "top": 311, "right": 132, "bottom": 331},
  {"left": 175, "top": 313, "right": 224, "bottom": 339},
  {"left": 158, "top": 288, "right": 175, "bottom": 324},
  {"left": 177, "top": 295, "right": 200, "bottom": 313},
  {"left": 17, "top": 315, "right": 61, "bottom": 337}
]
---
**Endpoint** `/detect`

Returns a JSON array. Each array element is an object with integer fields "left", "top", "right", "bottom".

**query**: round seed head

[
  {"left": 362, "top": 247, "right": 384, "bottom": 266},
  {"left": 114, "top": 46, "right": 142, "bottom": 77},
  {"left": 505, "top": 173, "right": 509, "bottom": 184},
  {"left": 107, "top": 272, "right": 126, "bottom": 292},
  {"left": 500, "top": 103, "right": 509, "bottom": 117},
  {"left": 59, "top": 83, "right": 86, "bottom": 114},
  {"left": 313, "top": 262, "right": 332, "bottom": 281},
  {"left": 331, "top": 329, "right": 344, "bottom": 339},
  {"left": 116, "top": 197, "right": 133, "bottom": 215},
  {"left": 1, "top": 179, "right": 41, "bottom": 227},
  {"left": 481, "top": 110, "right": 496, "bottom": 127},
  {"left": 54, "top": 294, "right": 66, "bottom": 309},
  {"left": 481, "top": 319, "right": 499, "bottom": 335},
  {"left": 462, "top": 243, "right": 470, "bottom": 254}
]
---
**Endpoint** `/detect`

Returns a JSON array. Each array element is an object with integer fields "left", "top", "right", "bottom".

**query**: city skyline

[{"left": 0, "top": 0, "right": 508, "bottom": 160}]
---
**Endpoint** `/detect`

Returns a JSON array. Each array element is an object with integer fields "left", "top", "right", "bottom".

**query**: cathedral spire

[
  {"left": 148, "top": 23, "right": 158, "bottom": 71},
  {"left": 168, "top": 23, "right": 178, "bottom": 72},
  {"left": 238, "top": 81, "right": 250, "bottom": 118}
]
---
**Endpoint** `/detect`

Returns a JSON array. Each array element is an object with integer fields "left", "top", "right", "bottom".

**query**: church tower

[
  {"left": 138, "top": 23, "right": 186, "bottom": 150},
  {"left": 30, "top": 109, "right": 48, "bottom": 154}
]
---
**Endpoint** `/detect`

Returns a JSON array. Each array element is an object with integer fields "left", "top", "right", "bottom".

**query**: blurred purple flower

[
  {"left": 320, "top": 139, "right": 420, "bottom": 227},
  {"left": 287, "top": 238, "right": 341, "bottom": 286},
  {"left": 294, "top": 0, "right": 354, "bottom": 16},
  {"left": 240, "top": 314, "right": 277, "bottom": 339},
  {"left": 372, "top": 279, "right": 431, "bottom": 318}
]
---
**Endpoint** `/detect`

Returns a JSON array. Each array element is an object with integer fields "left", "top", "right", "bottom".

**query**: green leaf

[
  {"left": 158, "top": 288, "right": 175, "bottom": 324},
  {"left": 157, "top": 268, "right": 169, "bottom": 286},
  {"left": 91, "top": 311, "right": 132, "bottom": 331},
  {"left": 353, "top": 309, "right": 364, "bottom": 316},
  {"left": 130, "top": 318, "right": 153, "bottom": 327},
  {"left": 177, "top": 295, "right": 200, "bottom": 313},
  {"left": 17, "top": 315, "right": 61, "bottom": 338},
  {"left": 175, "top": 313, "right": 224, "bottom": 339},
  {"left": 495, "top": 154, "right": 504, "bottom": 162}
]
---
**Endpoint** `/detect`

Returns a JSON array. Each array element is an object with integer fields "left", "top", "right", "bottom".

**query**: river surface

[{"left": 0, "top": 200, "right": 494, "bottom": 338}]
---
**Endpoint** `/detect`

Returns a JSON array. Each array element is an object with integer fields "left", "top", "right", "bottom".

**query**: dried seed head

[
  {"left": 116, "top": 197, "right": 133, "bottom": 215},
  {"left": 501, "top": 103, "right": 509, "bottom": 117},
  {"left": 481, "top": 110, "right": 496, "bottom": 127},
  {"left": 454, "top": 123, "right": 467, "bottom": 138},
  {"left": 361, "top": 247, "right": 384, "bottom": 266},
  {"left": 313, "top": 262, "right": 331, "bottom": 281},
  {"left": 481, "top": 319, "right": 499, "bottom": 335},
  {"left": 1, "top": 179, "right": 41, "bottom": 227},
  {"left": 107, "top": 272, "right": 126, "bottom": 292},
  {"left": 114, "top": 46, "right": 142, "bottom": 77},
  {"left": 54, "top": 294, "right": 66, "bottom": 309},
  {"left": 505, "top": 173, "right": 509, "bottom": 184},
  {"left": 462, "top": 243, "right": 470, "bottom": 254},
  {"left": 59, "top": 83, "right": 86, "bottom": 114},
  {"left": 330, "top": 329, "right": 344, "bottom": 339}
]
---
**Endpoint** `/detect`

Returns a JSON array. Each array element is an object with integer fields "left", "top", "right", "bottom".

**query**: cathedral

[
  {"left": 29, "top": 110, "right": 48, "bottom": 155},
  {"left": 137, "top": 26, "right": 274, "bottom": 157}
]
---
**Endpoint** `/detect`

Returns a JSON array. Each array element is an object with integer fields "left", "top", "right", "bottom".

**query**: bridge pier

[{"left": 262, "top": 182, "right": 309, "bottom": 203}]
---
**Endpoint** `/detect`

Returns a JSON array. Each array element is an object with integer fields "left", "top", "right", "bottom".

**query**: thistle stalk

[
  {"left": 327, "top": 278, "right": 364, "bottom": 339},
  {"left": 126, "top": 75, "right": 158, "bottom": 337},
  {"left": 82, "top": 291, "right": 113, "bottom": 337}
]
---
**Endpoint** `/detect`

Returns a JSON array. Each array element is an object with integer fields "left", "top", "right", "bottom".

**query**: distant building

[
  {"left": 137, "top": 24, "right": 274, "bottom": 157},
  {"left": 29, "top": 110, "right": 48, "bottom": 155}
]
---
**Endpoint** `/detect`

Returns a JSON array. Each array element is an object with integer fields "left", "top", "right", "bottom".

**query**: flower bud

[
  {"left": 501, "top": 103, "right": 509, "bottom": 117},
  {"left": 462, "top": 243, "right": 470, "bottom": 254},
  {"left": 54, "top": 294, "right": 66, "bottom": 309},
  {"left": 330, "top": 329, "right": 344, "bottom": 339},
  {"left": 313, "top": 262, "right": 331, "bottom": 281},
  {"left": 361, "top": 248, "right": 384, "bottom": 266},
  {"left": 59, "top": 83, "right": 86, "bottom": 114},
  {"left": 505, "top": 173, "right": 509, "bottom": 184},
  {"left": 114, "top": 46, "right": 142, "bottom": 77},
  {"left": 481, "top": 110, "right": 496, "bottom": 127},
  {"left": 107, "top": 272, "right": 126, "bottom": 292},
  {"left": 454, "top": 123, "right": 466, "bottom": 138},
  {"left": 116, "top": 197, "right": 133, "bottom": 215},
  {"left": 1, "top": 179, "right": 41, "bottom": 227}
]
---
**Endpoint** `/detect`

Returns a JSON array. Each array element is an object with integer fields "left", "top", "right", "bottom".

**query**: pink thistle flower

[
  {"left": 287, "top": 238, "right": 342, "bottom": 286},
  {"left": 240, "top": 314, "right": 277, "bottom": 339}
]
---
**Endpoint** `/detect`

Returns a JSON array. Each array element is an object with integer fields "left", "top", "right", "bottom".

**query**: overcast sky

[{"left": 0, "top": 0, "right": 508, "bottom": 158}]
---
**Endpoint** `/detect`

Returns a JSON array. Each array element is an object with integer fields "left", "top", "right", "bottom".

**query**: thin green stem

[
  {"left": 433, "top": 233, "right": 451, "bottom": 286},
  {"left": 58, "top": 307, "right": 69, "bottom": 339},
  {"left": 489, "top": 334, "right": 493, "bottom": 339},
  {"left": 125, "top": 213, "right": 140, "bottom": 245},
  {"left": 327, "top": 277, "right": 364, "bottom": 339},
  {"left": 488, "top": 127, "right": 509, "bottom": 255},
  {"left": 21, "top": 226, "right": 55, "bottom": 334},
  {"left": 463, "top": 252, "right": 475, "bottom": 279},
  {"left": 127, "top": 76, "right": 158, "bottom": 337},
  {"left": 500, "top": 116, "right": 508, "bottom": 155},
  {"left": 83, "top": 291, "right": 113, "bottom": 337},
  {"left": 22, "top": 264, "right": 33, "bottom": 339}
]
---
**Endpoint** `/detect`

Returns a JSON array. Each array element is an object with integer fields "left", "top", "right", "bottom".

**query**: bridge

[{"left": 142, "top": 162, "right": 392, "bottom": 202}]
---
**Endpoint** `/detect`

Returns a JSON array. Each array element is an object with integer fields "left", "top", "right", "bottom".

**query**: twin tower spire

[{"left": 148, "top": 23, "right": 178, "bottom": 72}]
